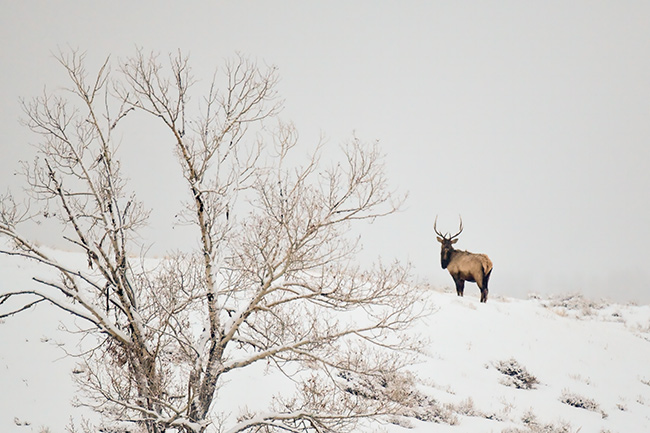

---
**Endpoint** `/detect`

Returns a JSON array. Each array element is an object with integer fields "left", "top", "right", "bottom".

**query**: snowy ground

[
  {"left": 387, "top": 291, "right": 650, "bottom": 433},
  {"left": 1, "top": 251, "right": 650, "bottom": 433}
]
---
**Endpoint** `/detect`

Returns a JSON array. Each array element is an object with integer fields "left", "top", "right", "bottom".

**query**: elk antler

[
  {"left": 450, "top": 216, "right": 463, "bottom": 240},
  {"left": 434, "top": 215, "right": 464, "bottom": 240},
  {"left": 433, "top": 215, "right": 444, "bottom": 238}
]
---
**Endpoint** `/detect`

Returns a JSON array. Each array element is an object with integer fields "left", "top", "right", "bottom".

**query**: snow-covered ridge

[
  {"left": 1, "top": 249, "right": 649, "bottom": 432},
  {"left": 404, "top": 291, "right": 650, "bottom": 432}
]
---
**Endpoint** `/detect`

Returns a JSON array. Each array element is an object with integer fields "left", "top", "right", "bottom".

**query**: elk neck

[{"left": 440, "top": 244, "right": 459, "bottom": 269}]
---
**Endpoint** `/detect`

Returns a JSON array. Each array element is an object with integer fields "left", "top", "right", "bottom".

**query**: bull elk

[{"left": 434, "top": 216, "right": 493, "bottom": 303}]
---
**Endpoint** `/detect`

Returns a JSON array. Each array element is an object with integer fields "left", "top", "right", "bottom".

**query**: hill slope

[
  {"left": 1, "top": 251, "right": 649, "bottom": 433},
  {"left": 388, "top": 291, "right": 650, "bottom": 432}
]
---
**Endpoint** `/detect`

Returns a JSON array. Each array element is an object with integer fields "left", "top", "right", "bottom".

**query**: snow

[
  {"left": 1, "top": 249, "right": 650, "bottom": 432},
  {"left": 0, "top": 305, "right": 92, "bottom": 433},
  {"left": 399, "top": 293, "right": 650, "bottom": 432}
]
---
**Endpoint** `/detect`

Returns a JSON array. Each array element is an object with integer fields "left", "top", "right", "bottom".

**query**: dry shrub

[
  {"left": 501, "top": 409, "right": 577, "bottom": 433},
  {"left": 494, "top": 358, "right": 539, "bottom": 390},
  {"left": 560, "top": 390, "right": 608, "bottom": 418}
]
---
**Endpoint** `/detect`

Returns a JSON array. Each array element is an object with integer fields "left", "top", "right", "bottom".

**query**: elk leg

[
  {"left": 480, "top": 269, "right": 492, "bottom": 303},
  {"left": 454, "top": 278, "right": 465, "bottom": 297}
]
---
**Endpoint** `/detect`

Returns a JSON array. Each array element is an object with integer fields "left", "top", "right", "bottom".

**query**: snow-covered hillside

[
  {"left": 1, "top": 250, "right": 650, "bottom": 433},
  {"left": 392, "top": 291, "right": 650, "bottom": 432}
]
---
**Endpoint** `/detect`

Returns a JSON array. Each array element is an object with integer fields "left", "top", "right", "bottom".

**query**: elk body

[{"left": 434, "top": 217, "right": 493, "bottom": 303}]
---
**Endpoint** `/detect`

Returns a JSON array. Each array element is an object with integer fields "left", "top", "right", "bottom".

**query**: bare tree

[{"left": 0, "top": 50, "right": 426, "bottom": 433}]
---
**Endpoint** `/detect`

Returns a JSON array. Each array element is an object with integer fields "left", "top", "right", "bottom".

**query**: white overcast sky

[{"left": 1, "top": 1, "right": 649, "bottom": 303}]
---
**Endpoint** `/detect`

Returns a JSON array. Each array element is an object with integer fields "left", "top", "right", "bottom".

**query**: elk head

[{"left": 434, "top": 215, "right": 463, "bottom": 269}]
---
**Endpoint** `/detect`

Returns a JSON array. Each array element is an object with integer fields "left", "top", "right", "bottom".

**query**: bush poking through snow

[
  {"left": 338, "top": 370, "right": 458, "bottom": 425},
  {"left": 560, "top": 390, "right": 608, "bottom": 418},
  {"left": 502, "top": 413, "right": 576, "bottom": 433},
  {"left": 494, "top": 358, "right": 539, "bottom": 389},
  {"left": 446, "top": 397, "right": 503, "bottom": 422},
  {"left": 542, "top": 293, "right": 607, "bottom": 318},
  {"left": 544, "top": 293, "right": 606, "bottom": 311},
  {"left": 500, "top": 410, "right": 579, "bottom": 433},
  {"left": 452, "top": 397, "right": 480, "bottom": 417}
]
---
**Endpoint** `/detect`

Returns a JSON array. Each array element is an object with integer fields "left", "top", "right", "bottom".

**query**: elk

[{"left": 434, "top": 216, "right": 493, "bottom": 303}]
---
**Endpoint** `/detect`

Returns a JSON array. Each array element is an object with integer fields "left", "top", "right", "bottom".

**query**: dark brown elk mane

[{"left": 434, "top": 216, "right": 493, "bottom": 303}]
